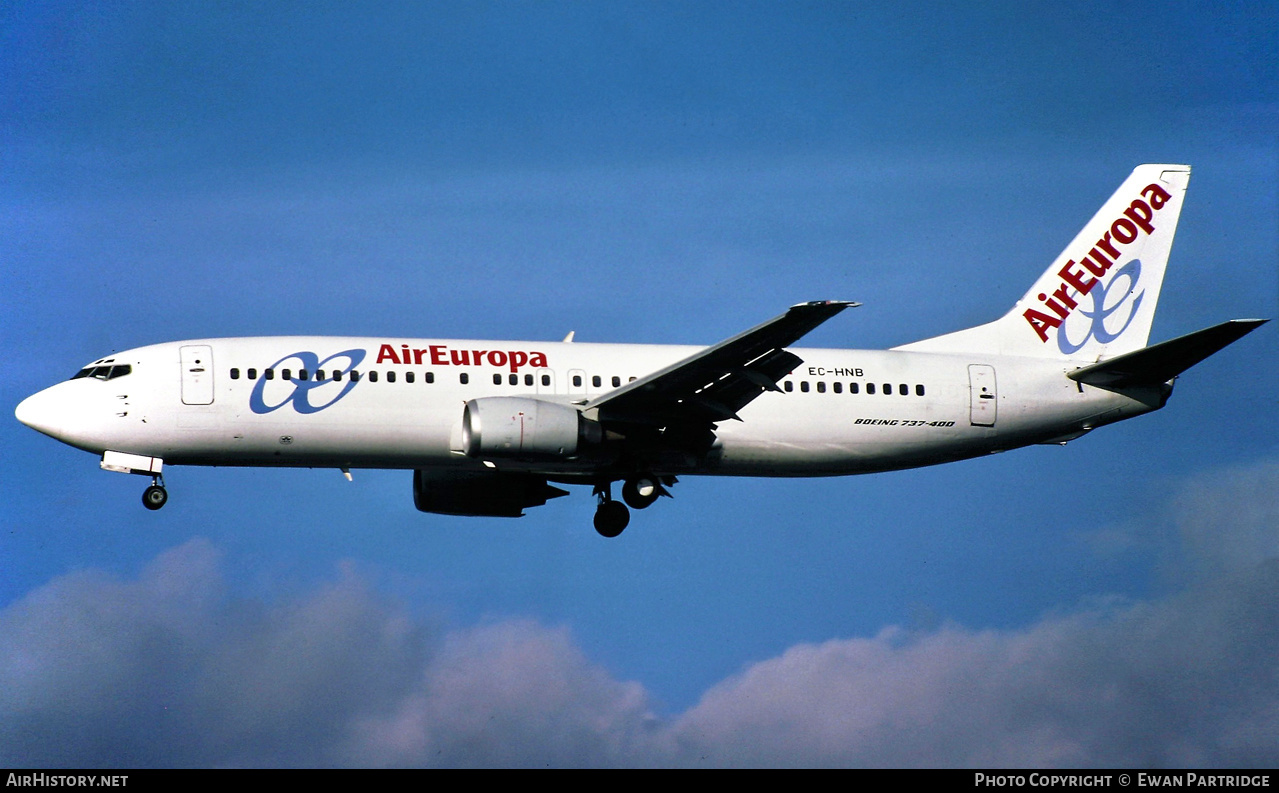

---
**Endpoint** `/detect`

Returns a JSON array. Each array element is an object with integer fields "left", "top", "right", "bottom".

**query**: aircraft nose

[{"left": 15, "top": 388, "right": 64, "bottom": 438}]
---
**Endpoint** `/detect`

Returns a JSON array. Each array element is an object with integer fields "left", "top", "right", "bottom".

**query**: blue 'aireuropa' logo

[
  {"left": 249, "top": 349, "right": 366, "bottom": 414},
  {"left": 1057, "top": 260, "right": 1144, "bottom": 355}
]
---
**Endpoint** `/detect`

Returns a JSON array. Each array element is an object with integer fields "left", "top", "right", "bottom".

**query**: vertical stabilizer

[{"left": 895, "top": 164, "right": 1191, "bottom": 360}]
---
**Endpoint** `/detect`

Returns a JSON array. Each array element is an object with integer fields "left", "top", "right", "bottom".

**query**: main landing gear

[
  {"left": 622, "top": 475, "right": 661, "bottom": 510},
  {"left": 592, "top": 475, "right": 671, "bottom": 538},
  {"left": 594, "top": 499, "right": 629, "bottom": 538},
  {"left": 142, "top": 475, "right": 168, "bottom": 511},
  {"left": 593, "top": 482, "right": 629, "bottom": 538}
]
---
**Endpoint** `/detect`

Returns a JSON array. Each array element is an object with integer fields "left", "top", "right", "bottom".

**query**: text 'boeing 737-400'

[{"left": 15, "top": 164, "right": 1267, "bottom": 536}]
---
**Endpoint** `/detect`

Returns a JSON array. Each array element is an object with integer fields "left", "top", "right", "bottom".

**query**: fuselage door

[
  {"left": 968, "top": 364, "right": 996, "bottom": 427},
  {"left": 180, "top": 345, "right": 215, "bottom": 405}
]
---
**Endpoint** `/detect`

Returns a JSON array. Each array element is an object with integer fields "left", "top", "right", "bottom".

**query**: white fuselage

[{"left": 17, "top": 335, "right": 1166, "bottom": 480}]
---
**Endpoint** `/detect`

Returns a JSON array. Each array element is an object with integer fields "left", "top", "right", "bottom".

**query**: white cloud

[
  {"left": 344, "top": 620, "right": 658, "bottom": 767},
  {"left": 3, "top": 460, "right": 1278, "bottom": 767},
  {"left": 1169, "top": 460, "right": 1279, "bottom": 581},
  {"left": 672, "top": 564, "right": 1279, "bottom": 766}
]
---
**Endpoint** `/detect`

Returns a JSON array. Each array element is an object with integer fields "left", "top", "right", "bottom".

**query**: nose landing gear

[{"left": 142, "top": 475, "right": 168, "bottom": 511}]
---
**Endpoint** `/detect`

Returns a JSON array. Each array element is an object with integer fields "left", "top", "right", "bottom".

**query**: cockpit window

[{"left": 70, "top": 364, "right": 132, "bottom": 381}]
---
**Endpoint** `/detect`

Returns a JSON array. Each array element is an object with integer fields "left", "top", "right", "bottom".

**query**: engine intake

[{"left": 461, "top": 397, "right": 601, "bottom": 458}]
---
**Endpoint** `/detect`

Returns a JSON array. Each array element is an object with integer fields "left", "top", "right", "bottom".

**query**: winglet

[
  {"left": 563, "top": 331, "right": 575, "bottom": 343},
  {"left": 791, "top": 300, "right": 861, "bottom": 310},
  {"left": 780, "top": 300, "right": 861, "bottom": 334}
]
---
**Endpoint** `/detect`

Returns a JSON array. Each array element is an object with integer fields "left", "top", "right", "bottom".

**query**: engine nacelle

[
  {"left": 413, "top": 468, "right": 568, "bottom": 517},
  {"left": 461, "top": 397, "right": 600, "bottom": 458}
]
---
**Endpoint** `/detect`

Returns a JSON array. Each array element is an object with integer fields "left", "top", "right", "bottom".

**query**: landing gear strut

[
  {"left": 142, "top": 475, "right": 168, "bottom": 511},
  {"left": 592, "top": 482, "right": 629, "bottom": 538}
]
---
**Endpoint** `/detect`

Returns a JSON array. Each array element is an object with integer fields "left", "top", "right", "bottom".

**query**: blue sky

[{"left": 2, "top": 1, "right": 1277, "bottom": 767}]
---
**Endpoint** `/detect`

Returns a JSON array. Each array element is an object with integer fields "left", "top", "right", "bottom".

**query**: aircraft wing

[{"left": 585, "top": 300, "right": 858, "bottom": 427}]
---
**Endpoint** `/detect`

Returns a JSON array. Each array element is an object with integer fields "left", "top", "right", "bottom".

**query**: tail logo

[
  {"left": 1023, "top": 182, "right": 1172, "bottom": 346},
  {"left": 1056, "top": 260, "right": 1143, "bottom": 354}
]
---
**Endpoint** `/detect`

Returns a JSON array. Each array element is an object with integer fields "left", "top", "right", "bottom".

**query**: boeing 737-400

[{"left": 15, "top": 164, "right": 1267, "bottom": 536}]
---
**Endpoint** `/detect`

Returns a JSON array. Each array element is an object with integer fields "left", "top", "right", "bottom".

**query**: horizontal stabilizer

[{"left": 1067, "top": 319, "right": 1267, "bottom": 388}]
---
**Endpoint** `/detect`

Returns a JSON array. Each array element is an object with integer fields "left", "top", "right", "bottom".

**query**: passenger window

[
  {"left": 525, "top": 374, "right": 533, "bottom": 386},
  {"left": 573, "top": 375, "right": 582, "bottom": 387},
  {"left": 369, "top": 371, "right": 378, "bottom": 383},
  {"left": 493, "top": 373, "right": 502, "bottom": 385},
  {"left": 801, "top": 381, "right": 810, "bottom": 393},
  {"left": 817, "top": 382, "right": 826, "bottom": 393},
  {"left": 883, "top": 383, "right": 892, "bottom": 395},
  {"left": 333, "top": 371, "right": 343, "bottom": 382},
  {"left": 299, "top": 369, "right": 308, "bottom": 380},
  {"left": 247, "top": 368, "right": 257, "bottom": 379},
  {"left": 406, "top": 372, "right": 415, "bottom": 384},
  {"left": 265, "top": 369, "right": 275, "bottom": 380},
  {"left": 867, "top": 383, "right": 875, "bottom": 395},
  {"left": 629, "top": 376, "right": 636, "bottom": 382},
  {"left": 833, "top": 382, "right": 842, "bottom": 394},
  {"left": 350, "top": 370, "right": 360, "bottom": 382},
  {"left": 899, "top": 383, "right": 908, "bottom": 396},
  {"left": 916, "top": 384, "right": 925, "bottom": 396},
  {"left": 592, "top": 375, "right": 601, "bottom": 388},
  {"left": 316, "top": 370, "right": 326, "bottom": 381},
  {"left": 784, "top": 381, "right": 793, "bottom": 392},
  {"left": 460, "top": 373, "right": 469, "bottom": 385},
  {"left": 230, "top": 368, "right": 240, "bottom": 380},
  {"left": 425, "top": 372, "right": 435, "bottom": 384},
  {"left": 541, "top": 375, "right": 550, "bottom": 386},
  {"left": 612, "top": 376, "right": 621, "bottom": 387},
  {"left": 282, "top": 369, "right": 292, "bottom": 381},
  {"left": 509, "top": 374, "right": 518, "bottom": 385},
  {"left": 386, "top": 371, "right": 396, "bottom": 383}
]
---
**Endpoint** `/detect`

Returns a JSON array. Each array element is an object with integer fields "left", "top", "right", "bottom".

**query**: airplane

[{"left": 14, "top": 164, "right": 1267, "bottom": 537}]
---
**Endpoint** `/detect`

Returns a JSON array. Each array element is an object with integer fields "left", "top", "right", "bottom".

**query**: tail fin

[{"left": 895, "top": 164, "right": 1192, "bottom": 360}]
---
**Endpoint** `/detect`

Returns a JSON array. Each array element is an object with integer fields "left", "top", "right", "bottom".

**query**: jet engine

[
  {"left": 461, "top": 397, "right": 601, "bottom": 458},
  {"left": 413, "top": 468, "right": 568, "bottom": 517}
]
